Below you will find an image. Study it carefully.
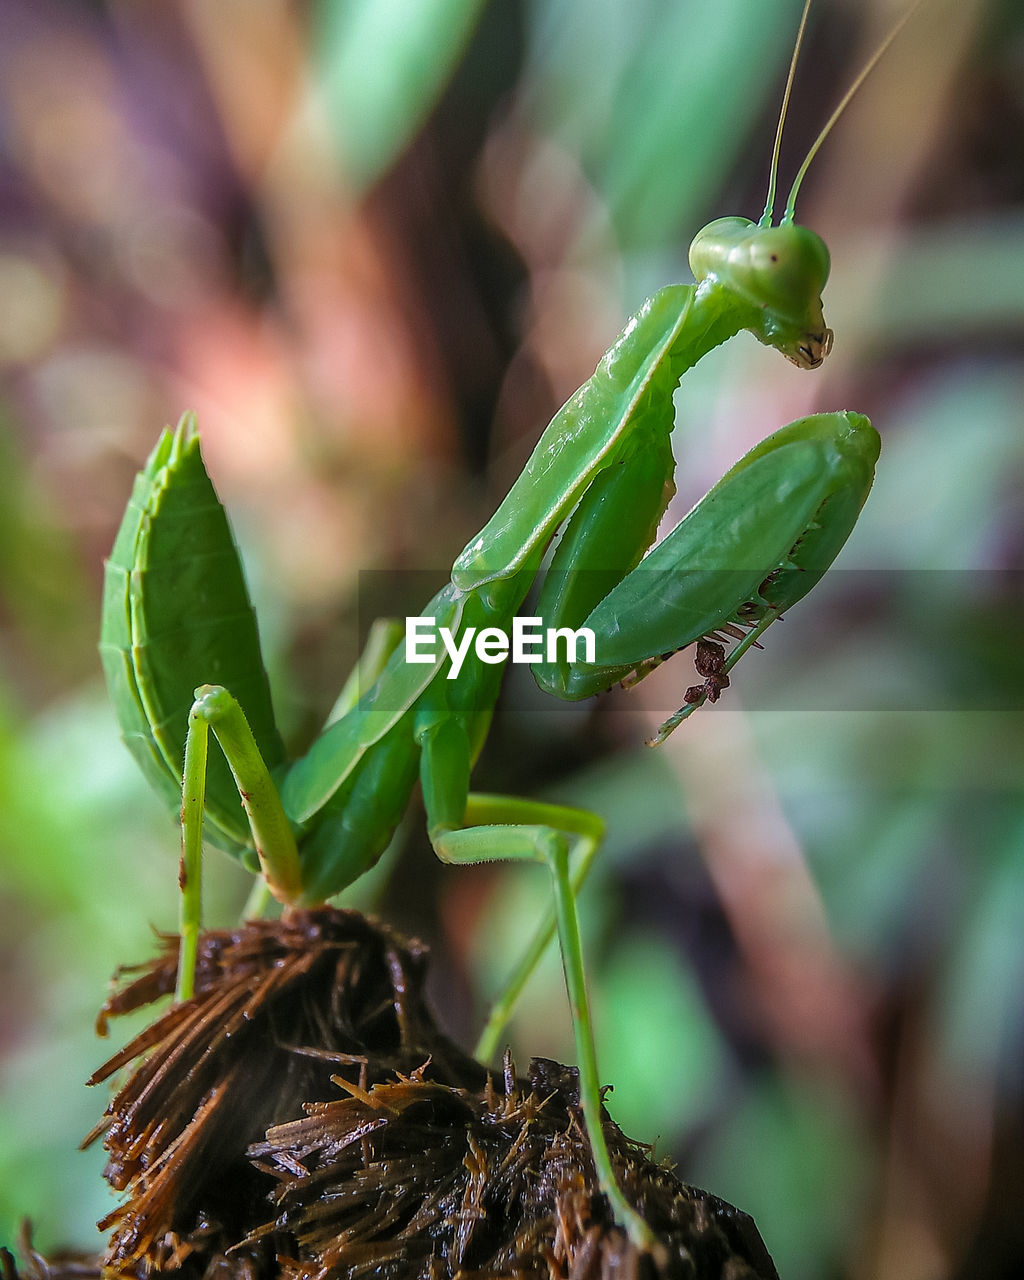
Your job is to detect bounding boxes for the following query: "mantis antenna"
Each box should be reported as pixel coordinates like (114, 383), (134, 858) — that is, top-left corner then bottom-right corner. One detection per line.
(760, 0), (814, 228)
(782, 0), (926, 224)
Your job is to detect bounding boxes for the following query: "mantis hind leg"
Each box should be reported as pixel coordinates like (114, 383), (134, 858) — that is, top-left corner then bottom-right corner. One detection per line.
(176, 685), (302, 1002)
(431, 793), (655, 1253)
(176, 621), (406, 1000)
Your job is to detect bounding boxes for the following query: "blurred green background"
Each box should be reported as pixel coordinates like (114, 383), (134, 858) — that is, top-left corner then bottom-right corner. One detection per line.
(1, 1), (1022, 1277)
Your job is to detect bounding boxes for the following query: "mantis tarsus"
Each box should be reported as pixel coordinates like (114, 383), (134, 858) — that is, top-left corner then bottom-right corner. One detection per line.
(100, 1), (903, 1252)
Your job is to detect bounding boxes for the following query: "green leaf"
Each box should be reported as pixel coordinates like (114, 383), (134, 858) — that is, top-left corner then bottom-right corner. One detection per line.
(315, 0), (487, 192)
(524, 0), (805, 245)
(596, 936), (727, 1145)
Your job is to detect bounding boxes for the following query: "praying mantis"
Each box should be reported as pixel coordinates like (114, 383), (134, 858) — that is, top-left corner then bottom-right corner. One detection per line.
(99, 0), (906, 1253)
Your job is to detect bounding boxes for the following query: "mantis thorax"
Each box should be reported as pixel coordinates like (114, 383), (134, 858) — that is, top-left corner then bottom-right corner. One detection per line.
(688, 216), (833, 370)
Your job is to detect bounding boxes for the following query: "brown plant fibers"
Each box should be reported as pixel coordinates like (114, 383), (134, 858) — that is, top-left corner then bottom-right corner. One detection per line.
(59, 909), (780, 1280)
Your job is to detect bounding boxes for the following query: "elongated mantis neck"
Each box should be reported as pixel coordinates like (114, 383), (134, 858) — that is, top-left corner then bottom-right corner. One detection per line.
(451, 282), (760, 592)
(670, 279), (762, 377)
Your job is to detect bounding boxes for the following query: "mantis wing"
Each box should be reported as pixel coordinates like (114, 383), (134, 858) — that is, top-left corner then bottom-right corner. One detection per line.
(100, 416), (284, 862)
(280, 583), (465, 825)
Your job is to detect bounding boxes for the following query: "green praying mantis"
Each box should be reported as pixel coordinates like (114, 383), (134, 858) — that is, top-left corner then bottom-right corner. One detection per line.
(98, 0), (910, 1253)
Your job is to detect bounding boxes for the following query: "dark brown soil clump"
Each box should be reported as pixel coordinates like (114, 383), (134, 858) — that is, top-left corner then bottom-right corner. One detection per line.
(45, 909), (778, 1280)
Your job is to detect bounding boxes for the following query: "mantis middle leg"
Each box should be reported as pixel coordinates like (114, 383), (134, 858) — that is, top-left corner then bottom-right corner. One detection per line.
(416, 714), (652, 1250)
(431, 796), (651, 1252)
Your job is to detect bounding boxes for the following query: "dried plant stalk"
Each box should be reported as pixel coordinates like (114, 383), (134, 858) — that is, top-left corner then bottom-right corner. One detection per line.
(61, 910), (779, 1280)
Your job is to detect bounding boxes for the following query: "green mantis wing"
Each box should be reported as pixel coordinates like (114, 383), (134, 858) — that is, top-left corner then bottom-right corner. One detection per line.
(99, 415), (284, 863)
(279, 583), (465, 826)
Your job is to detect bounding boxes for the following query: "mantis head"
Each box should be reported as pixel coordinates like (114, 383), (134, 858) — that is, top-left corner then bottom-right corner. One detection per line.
(689, 216), (833, 369)
(688, 0), (920, 371)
